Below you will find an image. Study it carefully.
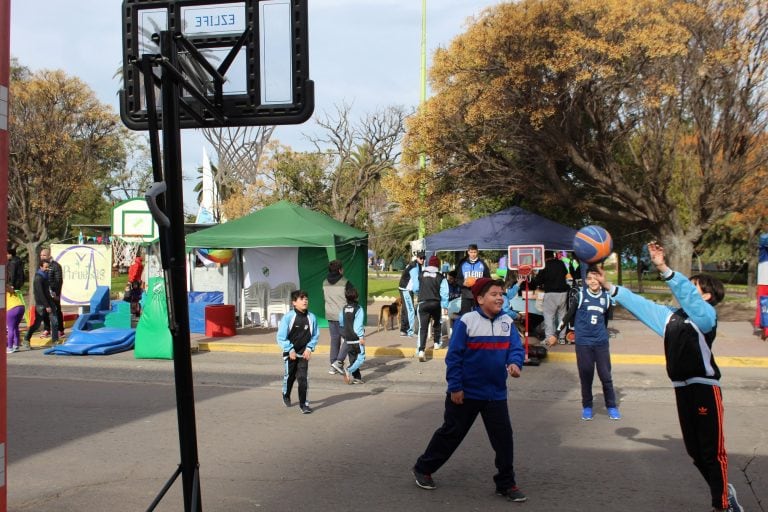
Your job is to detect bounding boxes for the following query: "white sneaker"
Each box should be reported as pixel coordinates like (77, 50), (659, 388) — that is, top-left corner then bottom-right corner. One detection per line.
(434, 342), (443, 350)
(330, 361), (345, 375)
(418, 350), (426, 362)
(727, 483), (744, 512)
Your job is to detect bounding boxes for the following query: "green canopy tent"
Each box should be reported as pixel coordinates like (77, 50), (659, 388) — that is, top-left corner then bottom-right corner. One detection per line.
(185, 201), (368, 327)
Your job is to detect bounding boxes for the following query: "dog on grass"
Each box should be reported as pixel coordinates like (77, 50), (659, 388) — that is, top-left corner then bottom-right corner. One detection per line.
(378, 296), (402, 331)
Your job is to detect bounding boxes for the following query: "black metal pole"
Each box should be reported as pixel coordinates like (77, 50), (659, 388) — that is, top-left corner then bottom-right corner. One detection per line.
(159, 30), (203, 512)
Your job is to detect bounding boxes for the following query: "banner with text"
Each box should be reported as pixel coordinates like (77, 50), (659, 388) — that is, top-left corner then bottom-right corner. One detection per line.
(52, 244), (112, 306)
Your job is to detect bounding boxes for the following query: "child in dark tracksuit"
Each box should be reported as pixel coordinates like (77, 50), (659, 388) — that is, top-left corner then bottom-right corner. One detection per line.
(595, 243), (742, 512)
(277, 290), (319, 414)
(413, 278), (527, 503)
(339, 286), (365, 385)
(561, 266), (619, 421)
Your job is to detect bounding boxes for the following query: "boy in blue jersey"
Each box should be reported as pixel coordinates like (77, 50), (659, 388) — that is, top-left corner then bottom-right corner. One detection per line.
(339, 286), (366, 384)
(277, 290), (320, 414)
(560, 266), (620, 421)
(595, 243), (743, 512)
(456, 244), (491, 315)
(412, 278), (527, 503)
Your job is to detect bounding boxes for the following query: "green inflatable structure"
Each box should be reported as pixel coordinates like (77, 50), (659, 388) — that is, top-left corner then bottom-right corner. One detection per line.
(134, 277), (173, 359)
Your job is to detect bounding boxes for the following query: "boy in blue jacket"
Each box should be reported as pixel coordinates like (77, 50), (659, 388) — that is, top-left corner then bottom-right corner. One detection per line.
(339, 286), (366, 384)
(595, 243), (742, 512)
(277, 290), (320, 414)
(412, 278), (527, 503)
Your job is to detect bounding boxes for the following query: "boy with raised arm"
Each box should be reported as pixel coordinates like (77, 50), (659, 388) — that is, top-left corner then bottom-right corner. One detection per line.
(594, 243), (742, 512)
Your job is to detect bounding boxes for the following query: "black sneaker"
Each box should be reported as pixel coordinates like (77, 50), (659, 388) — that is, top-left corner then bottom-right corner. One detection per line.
(300, 404), (313, 414)
(282, 394), (291, 407)
(496, 486), (527, 502)
(412, 468), (436, 490)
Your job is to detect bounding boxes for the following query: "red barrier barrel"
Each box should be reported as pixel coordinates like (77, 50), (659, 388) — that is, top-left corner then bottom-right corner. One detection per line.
(205, 304), (236, 337)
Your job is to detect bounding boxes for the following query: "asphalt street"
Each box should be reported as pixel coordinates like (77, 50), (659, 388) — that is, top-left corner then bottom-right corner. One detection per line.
(6, 350), (768, 511)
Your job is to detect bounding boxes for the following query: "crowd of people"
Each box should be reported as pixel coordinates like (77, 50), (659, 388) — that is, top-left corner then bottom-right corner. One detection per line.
(275, 242), (743, 511)
(4, 240), (743, 510)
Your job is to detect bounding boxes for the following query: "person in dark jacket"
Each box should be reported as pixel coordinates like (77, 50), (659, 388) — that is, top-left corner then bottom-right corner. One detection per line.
(6, 246), (26, 291)
(23, 260), (59, 347)
(595, 243), (742, 512)
(455, 244), (491, 315)
(416, 256), (449, 360)
(412, 278), (527, 503)
(40, 247), (65, 338)
(529, 250), (570, 346)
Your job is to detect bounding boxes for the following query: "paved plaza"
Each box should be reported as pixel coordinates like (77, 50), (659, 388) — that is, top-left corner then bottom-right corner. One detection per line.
(6, 309), (768, 511)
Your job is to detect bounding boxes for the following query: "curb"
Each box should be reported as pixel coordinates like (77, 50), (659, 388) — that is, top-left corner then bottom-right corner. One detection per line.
(197, 343), (768, 368)
(28, 337), (768, 369)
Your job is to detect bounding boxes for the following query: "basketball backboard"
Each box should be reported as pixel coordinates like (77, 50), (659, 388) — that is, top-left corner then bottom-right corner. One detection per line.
(120, 0), (314, 130)
(112, 198), (160, 243)
(507, 245), (545, 271)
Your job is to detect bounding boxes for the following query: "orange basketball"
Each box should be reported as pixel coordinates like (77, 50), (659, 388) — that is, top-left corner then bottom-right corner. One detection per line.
(573, 225), (613, 264)
(465, 277), (477, 287)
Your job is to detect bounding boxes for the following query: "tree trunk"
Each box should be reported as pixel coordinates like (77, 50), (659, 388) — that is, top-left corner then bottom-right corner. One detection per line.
(635, 248), (646, 293)
(657, 230), (695, 277)
(25, 243), (40, 307)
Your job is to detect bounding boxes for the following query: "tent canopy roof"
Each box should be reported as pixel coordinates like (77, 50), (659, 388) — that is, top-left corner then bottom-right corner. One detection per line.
(186, 201), (368, 249)
(424, 206), (577, 252)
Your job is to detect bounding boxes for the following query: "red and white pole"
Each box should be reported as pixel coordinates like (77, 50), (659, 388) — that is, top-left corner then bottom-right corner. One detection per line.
(0, 0), (10, 510)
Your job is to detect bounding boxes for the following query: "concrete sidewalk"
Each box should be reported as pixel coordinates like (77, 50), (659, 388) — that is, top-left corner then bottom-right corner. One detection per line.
(185, 317), (768, 367)
(33, 301), (768, 368)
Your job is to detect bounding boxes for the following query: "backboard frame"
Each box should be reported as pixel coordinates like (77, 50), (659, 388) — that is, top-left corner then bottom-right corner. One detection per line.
(507, 245), (545, 271)
(120, 0), (314, 130)
(112, 198), (160, 243)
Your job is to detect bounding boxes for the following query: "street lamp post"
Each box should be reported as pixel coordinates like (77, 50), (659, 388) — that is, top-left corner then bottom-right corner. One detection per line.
(418, 0), (427, 239)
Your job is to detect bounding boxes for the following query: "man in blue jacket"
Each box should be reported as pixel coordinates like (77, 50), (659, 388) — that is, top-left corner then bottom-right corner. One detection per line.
(412, 278), (527, 503)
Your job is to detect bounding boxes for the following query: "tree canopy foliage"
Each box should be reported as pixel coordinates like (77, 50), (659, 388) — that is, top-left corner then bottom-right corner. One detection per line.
(403, 0), (768, 272)
(8, 66), (130, 283)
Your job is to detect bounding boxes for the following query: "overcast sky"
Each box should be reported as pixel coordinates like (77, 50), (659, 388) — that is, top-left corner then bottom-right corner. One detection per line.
(11, 0), (501, 212)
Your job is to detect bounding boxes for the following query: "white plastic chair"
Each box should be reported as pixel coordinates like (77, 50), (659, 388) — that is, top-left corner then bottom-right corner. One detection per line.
(241, 282), (268, 327)
(266, 282), (295, 324)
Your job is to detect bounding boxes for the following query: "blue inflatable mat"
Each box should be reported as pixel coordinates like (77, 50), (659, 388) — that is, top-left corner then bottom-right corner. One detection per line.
(45, 328), (136, 356)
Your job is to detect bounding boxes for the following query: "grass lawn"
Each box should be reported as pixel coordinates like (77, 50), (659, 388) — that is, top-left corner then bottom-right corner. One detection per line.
(367, 273), (400, 298)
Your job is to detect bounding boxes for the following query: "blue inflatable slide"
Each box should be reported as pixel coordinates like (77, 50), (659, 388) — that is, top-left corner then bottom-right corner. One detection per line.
(45, 286), (136, 356)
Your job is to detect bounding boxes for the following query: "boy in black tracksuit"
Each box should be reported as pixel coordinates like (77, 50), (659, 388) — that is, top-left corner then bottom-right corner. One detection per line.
(416, 256), (449, 361)
(595, 243), (743, 512)
(277, 290), (320, 414)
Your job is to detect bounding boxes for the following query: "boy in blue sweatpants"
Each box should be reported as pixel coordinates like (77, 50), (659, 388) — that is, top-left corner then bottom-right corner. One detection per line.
(560, 266), (619, 421)
(339, 286), (366, 384)
(277, 290), (319, 414)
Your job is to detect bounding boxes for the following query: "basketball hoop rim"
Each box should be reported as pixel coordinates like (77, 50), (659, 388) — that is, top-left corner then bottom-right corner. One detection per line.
(518, 264), (533, 277)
